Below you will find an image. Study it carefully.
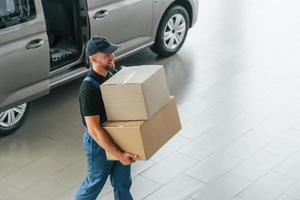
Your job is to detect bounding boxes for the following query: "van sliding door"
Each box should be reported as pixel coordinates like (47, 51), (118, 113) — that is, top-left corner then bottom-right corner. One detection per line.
(87, 0), (153, 57)
(0, 0), (50, 111)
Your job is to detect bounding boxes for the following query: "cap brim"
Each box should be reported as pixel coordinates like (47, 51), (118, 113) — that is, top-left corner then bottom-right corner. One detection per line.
(102, 44), (121, 54)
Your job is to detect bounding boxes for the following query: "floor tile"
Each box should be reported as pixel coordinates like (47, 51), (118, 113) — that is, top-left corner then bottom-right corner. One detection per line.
(179, 132), (234, 160)
(1, 135), (65, 167)
(51, 188), (76, 200)
(6, 179), (67, 200)
(150, 134), (191, 162)
(0, 156), (23, 179)
(239, 172), (295, 200)
(264, 129), (300, 157)
(100, 175), (161, 200)
(253, 111), (300, 138)
(49, 159), (86, 189)
(131, 160), (156, 177)
(275, 195), (296, 200)
(177, 95), (214, 122)
(141, 152), (198, 185)
(0, 181), (19, 200)
(222, 129), (273, 159)
(131, 176), (161, 199)
(144, 175), (205, 200)
(213, 111), (264, 138)
(192, 173), (251, 200)
(1, 157), (66, 190)
(44, 121), (85, 145)
(231, 197), (245, 200)
(293, 122), (300, 131)
(285, 182), (300, 200)
(274, 151), (300, 180)
(0, 138), (20, 158)
(230, 150), (283, 182)
(186, 152), (241, 183)
(49, 138), (84, 165)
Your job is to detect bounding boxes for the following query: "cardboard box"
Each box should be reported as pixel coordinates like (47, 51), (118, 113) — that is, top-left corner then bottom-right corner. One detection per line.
(103, 96), (181, 160)
(100, 65), (170, 121)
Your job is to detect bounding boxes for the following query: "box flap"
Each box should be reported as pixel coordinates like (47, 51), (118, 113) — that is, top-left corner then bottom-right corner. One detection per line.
(101, 65), (163, 85)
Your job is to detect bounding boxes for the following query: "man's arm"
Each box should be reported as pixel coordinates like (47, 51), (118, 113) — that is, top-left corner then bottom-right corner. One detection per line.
(85, 115), (137, 165)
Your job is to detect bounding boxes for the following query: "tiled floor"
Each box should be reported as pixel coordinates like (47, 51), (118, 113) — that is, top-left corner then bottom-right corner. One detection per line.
(1, 0), (300, 199)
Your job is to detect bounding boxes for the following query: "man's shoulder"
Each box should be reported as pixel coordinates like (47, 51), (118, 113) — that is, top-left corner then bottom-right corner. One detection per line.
(80, 75), (101, 88)
(80, 80), (92, 91)
(79, 82), (100, 96)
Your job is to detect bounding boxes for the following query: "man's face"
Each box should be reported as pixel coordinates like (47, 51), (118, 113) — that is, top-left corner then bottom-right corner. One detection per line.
(90, 52), (115, 70)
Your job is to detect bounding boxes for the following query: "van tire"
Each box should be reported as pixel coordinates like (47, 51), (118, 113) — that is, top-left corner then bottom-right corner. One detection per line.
(0, 103), (30, 136)
(151, 5), (190, 57)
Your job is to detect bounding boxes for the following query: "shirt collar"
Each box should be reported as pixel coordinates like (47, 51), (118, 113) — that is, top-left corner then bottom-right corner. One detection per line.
(89, 69), (109, 83)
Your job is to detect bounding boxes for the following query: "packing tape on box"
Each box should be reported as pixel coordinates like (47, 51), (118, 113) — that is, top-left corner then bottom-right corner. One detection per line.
(121, 72), (136, 85)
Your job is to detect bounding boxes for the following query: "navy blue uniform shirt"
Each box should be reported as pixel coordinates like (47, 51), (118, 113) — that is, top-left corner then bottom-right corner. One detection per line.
(79, 69), (116, 127)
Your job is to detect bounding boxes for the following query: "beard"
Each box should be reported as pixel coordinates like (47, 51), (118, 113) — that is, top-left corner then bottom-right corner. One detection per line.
(105, 61), (115, 70)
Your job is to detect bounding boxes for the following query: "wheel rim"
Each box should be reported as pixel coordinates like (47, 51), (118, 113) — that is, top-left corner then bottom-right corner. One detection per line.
(163, 13), (186, 50)
(0, 103), (27, 128)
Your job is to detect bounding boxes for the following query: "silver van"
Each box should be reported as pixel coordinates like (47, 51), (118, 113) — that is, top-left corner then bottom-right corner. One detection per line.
(0, 0), (198, 135)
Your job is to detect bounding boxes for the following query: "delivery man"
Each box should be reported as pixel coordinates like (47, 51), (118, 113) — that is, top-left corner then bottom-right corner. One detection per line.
(74, 36), (137, 200)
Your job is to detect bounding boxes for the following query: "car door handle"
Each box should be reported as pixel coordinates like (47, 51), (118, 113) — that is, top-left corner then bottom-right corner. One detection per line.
(25, 39), (45, 49)
(93, 10), (109, 20)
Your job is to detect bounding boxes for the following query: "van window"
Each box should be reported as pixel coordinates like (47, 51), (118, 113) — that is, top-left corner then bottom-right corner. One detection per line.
(0, 0), (36, 29)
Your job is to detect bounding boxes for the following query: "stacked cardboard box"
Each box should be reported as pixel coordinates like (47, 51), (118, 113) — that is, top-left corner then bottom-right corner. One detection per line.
(101, 65), (181, 160)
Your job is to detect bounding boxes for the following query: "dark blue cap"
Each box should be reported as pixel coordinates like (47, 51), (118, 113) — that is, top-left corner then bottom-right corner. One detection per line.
(86, 36), (121, 56)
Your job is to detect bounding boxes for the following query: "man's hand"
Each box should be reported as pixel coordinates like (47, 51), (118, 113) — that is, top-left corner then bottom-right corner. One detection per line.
(118, 152), (138, 165)
(85, 116), (138, 165)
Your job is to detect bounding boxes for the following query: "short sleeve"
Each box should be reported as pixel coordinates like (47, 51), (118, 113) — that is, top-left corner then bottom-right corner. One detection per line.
(80, 89), (102, 116)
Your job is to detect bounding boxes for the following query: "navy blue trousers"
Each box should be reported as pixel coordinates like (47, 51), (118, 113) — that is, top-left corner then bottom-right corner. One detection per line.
(74, 131), (133, 200)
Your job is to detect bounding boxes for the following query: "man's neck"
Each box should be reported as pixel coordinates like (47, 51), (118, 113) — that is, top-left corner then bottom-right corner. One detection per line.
(92, 65), (108, 77)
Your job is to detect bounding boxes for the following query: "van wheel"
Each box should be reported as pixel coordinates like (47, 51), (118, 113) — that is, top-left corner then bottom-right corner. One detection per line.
(151, 5), (190, 57)
(0, 103), (30, 136)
